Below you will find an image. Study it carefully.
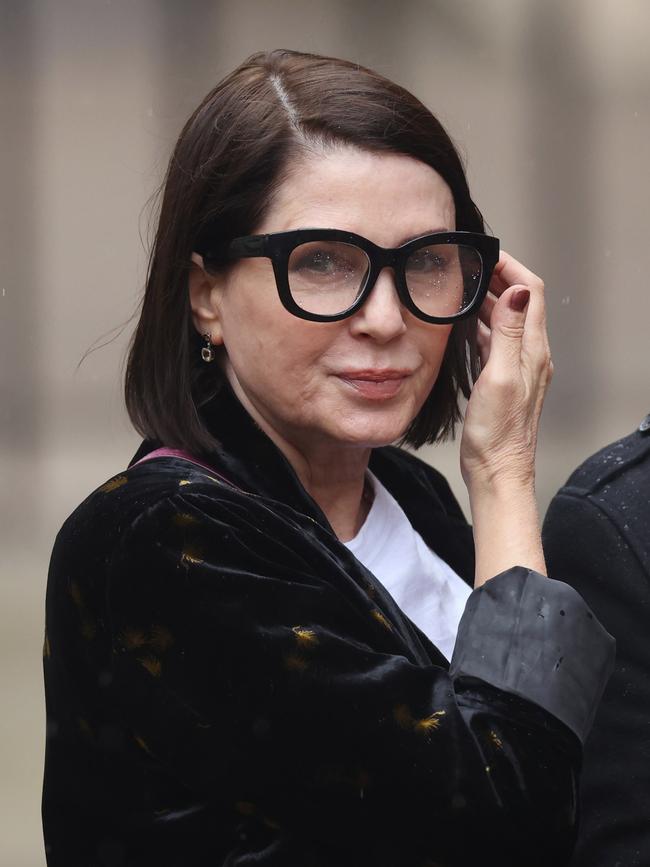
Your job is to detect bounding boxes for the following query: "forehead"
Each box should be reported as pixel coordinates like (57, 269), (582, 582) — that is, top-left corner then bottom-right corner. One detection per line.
(255, 147), (456, 246)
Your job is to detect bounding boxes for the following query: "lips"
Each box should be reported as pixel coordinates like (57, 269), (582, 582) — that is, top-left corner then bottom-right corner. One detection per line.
(336, 369), (411, 399)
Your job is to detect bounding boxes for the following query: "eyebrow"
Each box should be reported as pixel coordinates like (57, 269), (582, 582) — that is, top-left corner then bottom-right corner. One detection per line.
(293, 226), (454, 246)
(395, 227), (452, 246)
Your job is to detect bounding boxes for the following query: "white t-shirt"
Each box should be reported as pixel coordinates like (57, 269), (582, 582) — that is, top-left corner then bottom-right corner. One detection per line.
(343, 471), (472, 661)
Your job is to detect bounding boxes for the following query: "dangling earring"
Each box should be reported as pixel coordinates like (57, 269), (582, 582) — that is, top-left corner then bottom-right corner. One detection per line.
(201, 332), (215, 363)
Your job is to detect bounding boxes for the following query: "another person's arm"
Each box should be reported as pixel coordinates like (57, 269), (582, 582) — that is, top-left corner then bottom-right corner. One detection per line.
(543, 479), (650, 867)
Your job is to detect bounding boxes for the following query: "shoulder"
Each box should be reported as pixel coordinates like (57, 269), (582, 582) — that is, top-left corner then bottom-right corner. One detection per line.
(543, 416), (650, 565)
(51, 457), (250, 558)
(559, 415), (650, 497)
(51, 453), (341, 579)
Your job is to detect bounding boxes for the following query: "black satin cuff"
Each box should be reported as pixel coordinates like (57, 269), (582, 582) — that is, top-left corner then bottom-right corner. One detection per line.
(449, 566), (616, 743)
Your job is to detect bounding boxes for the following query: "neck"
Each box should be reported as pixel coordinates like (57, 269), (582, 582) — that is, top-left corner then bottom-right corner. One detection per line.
(310, 470), (374, 542)
(227, 377), (374, 541)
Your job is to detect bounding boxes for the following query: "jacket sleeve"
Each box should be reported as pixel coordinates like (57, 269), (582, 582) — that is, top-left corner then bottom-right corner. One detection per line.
(106, 489), (614, 867)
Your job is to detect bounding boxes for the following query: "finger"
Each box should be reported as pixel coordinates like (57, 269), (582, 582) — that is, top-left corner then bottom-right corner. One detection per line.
(482, 284), (530, 372)
(487, 252), (526, 301)
(496, 251), (548, 356)
(487, 270), (510, 299)
(494, 250), (543, 289)
(497, 250), (545, 317)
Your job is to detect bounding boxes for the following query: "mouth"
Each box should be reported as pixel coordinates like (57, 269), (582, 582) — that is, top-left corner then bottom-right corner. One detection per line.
(336, 369), (412, 400)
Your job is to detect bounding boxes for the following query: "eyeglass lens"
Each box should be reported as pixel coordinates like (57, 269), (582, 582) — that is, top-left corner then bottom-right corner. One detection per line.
(287, 240), (483, 317)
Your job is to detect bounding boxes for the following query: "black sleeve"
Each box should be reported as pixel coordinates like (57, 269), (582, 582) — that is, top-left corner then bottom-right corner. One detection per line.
(105, 490), (613, 867)
(543, 491), (649, 867)
(450, 566), (615, 743)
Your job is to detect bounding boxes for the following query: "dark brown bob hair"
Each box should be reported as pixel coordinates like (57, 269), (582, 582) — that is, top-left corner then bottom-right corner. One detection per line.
(125, 49), (485, 455)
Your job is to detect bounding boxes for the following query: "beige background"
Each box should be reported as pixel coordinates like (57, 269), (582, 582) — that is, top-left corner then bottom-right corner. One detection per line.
(1, 1), (649, 863)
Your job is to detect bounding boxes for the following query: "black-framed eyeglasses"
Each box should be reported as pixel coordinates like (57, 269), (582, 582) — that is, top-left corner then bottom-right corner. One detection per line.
(199, 228), (499, 324)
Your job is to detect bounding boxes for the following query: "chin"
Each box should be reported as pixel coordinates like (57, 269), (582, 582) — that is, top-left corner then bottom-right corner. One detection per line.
(331, 414), (412, 449)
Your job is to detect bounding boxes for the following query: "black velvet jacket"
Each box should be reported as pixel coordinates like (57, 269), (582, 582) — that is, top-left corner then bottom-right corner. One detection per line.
(42, 385), (615, 867)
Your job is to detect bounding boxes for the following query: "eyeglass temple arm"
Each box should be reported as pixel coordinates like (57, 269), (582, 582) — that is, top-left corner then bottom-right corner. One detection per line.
(228, 235), (269, 258)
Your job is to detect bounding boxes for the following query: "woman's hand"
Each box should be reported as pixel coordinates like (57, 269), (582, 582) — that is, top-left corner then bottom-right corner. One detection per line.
(460, 252), (553, 586)
(461, 251), (553, 493)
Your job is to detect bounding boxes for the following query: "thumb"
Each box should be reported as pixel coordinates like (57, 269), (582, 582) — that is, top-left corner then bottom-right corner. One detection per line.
(485, 287), (530, 368)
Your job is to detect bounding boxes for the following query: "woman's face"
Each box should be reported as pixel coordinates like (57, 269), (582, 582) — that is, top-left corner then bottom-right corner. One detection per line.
(192, 147), (456, 457)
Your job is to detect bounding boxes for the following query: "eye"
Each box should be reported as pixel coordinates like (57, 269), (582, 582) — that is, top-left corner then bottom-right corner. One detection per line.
(289, 242), (366, 283)
(407, 249), (449, 273)
(294, 249), (341, 274)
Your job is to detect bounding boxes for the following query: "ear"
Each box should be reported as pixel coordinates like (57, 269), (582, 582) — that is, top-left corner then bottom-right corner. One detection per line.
(188, 252), (225, 345)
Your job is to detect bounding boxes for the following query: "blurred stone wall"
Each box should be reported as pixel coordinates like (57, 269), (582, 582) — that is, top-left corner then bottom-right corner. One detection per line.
(2, 1), (649, 863)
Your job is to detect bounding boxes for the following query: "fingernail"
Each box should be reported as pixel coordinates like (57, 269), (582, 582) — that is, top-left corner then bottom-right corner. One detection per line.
(510, 288), (530, 312)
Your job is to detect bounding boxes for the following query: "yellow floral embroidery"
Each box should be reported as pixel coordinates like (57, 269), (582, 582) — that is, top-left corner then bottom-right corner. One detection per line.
(393, 704), (445, 736)
(138, 655), (162, 677)
(99, 476), (128, 493)
(178, 479), (191, 487)
(414, 710), (446, 735)
(68, 580), (83, 606)
(68, 579), (96, 640)
(134, 733), (153, 755)
(489, 730), (503, 749)
(172, 512), (197, 527)
(292, 626), (318, 647)
(370, 609), (393, 631)
(181, 544), (204, 565)
(120, 624), (174, 654)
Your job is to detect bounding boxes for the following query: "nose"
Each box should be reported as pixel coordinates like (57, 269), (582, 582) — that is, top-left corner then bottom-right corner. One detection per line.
(348, 268), (407, 342)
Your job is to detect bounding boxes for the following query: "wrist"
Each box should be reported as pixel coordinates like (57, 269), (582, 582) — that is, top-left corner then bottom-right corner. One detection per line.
(468, 484), (546, 588)
(461, 443), (537, 495)
(466, 471), (537, 505)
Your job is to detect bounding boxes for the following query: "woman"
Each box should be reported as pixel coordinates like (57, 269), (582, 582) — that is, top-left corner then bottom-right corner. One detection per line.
(42, 50), (614, 867)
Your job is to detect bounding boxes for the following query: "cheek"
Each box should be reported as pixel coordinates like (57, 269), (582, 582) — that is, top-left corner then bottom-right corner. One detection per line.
(417, 324), (454, 378)
(218, 267), (278, 354)
(218, 272), (334, 378)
